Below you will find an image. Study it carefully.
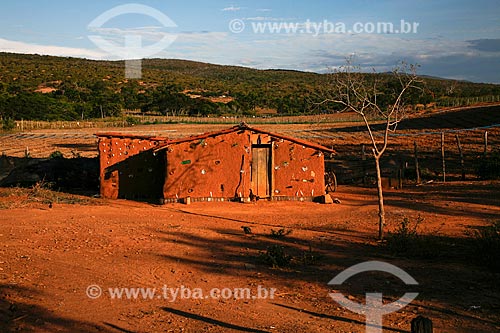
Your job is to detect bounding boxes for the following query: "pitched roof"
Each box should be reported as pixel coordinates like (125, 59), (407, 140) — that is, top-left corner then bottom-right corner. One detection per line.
(153, 123), (336, 154)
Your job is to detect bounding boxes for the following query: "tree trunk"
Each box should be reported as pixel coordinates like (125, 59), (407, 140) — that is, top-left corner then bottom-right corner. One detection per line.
(374, 155), (385, 240)
(441, 132), (446, 182)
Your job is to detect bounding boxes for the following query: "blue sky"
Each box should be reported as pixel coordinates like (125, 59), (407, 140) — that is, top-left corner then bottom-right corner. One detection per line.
(1, 0), (500, 82)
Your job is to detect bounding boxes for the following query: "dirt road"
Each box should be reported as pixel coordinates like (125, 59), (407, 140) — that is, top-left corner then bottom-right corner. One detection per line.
(1, 182), (499, 332)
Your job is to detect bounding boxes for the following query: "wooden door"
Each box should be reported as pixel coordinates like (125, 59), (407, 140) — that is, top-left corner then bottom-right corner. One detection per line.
(251, 146), (271, 197)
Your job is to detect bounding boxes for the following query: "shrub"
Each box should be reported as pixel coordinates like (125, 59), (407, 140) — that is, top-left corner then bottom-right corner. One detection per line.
(387, 216), (421, 251)
(300, 244), (323, 266)
(476, 151), (500, 179)
(125, 116), (140, 126)
(49, 151), (64, 159)
(1, 117), (16, 131)
(386, 215), (441, 259)
(469, 221), (500, 272)
(259, 245), (291, 268)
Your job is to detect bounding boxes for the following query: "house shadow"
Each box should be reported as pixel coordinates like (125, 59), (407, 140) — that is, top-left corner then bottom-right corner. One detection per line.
(104, 150), (165, 203)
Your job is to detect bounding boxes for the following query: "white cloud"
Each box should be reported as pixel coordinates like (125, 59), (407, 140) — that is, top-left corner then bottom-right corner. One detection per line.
(88, 26), (174, 43)
(256, 8), (272, 12)
(243, 17), (294, 22)
(0, 38), (106, 59)
(221, 6), (241, 12)
(158, 30), (490, 81)
(1, 30), (497, 82)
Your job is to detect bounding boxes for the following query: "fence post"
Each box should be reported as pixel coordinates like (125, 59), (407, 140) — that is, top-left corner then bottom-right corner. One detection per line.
(398, 163), (403, 189)
(455, 134), (465, 181)
(414, 141), (421, 184)
(484, 131), (488, 157)
(411, 316), (433, 333)
(441, 132), (446, 183)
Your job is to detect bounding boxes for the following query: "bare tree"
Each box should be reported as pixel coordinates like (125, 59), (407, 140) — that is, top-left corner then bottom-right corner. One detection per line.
(319, 59), (420, 240)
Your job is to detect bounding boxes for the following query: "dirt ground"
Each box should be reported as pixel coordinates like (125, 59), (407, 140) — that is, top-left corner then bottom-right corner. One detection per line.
(1, 182), (499, 333)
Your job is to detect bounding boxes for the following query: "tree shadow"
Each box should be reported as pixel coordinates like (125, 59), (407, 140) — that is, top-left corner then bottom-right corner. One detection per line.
(160, 206), (376, 242)
(162, 307), (270, 333)
(0, 284), (114, 333)
(272, 303), (410, 333)
(103, 322), (138, 333)
(149, 205), (500, 331)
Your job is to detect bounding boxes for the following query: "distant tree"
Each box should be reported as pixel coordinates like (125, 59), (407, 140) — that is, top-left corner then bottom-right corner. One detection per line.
(319, 58), (421, 240)
(1, 117), (16, 131)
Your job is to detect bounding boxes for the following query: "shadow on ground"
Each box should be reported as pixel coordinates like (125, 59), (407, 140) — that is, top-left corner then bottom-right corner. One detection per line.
(0, 155), (99, 195)
(0, 284), (121, 333)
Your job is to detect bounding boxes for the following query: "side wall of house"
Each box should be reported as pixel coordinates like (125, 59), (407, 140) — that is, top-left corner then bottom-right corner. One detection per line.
(163, 131), (252, 199)
(163, 130), (326, 200)
(272, 141), (325, 197)
(98, 137), (164, 199)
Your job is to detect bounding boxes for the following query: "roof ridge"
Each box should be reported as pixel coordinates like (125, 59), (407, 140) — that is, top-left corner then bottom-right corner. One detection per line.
(151, 125), (335, 154)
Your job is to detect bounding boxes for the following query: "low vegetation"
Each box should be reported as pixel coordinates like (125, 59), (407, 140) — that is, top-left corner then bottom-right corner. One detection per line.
(259, 244), (292, 268)
(385, 215), (443, 259)
(1, 52), (500, 122)
(0, 181), (98, 209)
(476, 151), (500, 179)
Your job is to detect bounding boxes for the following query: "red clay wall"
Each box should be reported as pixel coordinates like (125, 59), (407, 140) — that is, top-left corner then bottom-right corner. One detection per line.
(272, 140), (325, 197)
(163, 132), (251, 199)
(98, 130), (327, 201)
(163, 130), (326, 200)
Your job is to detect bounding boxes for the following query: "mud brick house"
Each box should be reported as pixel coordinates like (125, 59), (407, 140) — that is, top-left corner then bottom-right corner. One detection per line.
(96, 123), (335, 203)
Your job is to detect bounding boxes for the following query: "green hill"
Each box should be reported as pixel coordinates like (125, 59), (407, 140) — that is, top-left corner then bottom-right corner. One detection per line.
(1, 52), (499, 121)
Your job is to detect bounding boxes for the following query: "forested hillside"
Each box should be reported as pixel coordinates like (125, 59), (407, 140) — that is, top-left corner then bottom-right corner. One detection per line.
(1, 52), (500, 121)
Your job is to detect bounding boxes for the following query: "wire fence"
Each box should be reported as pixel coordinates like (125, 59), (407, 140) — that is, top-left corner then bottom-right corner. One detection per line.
(327, 128), (499, 185)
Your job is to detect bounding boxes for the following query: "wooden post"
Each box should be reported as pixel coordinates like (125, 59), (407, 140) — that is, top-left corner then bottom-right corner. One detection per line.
(397, 152), (404, 190)
(362, 144), (367, 185)
(441, 132), (446, 182)
(411, 316), (433, 333)
(398, 166), (403, 189)
(414, 141), (421, 184)
(484, 131), (488, 157)
(455, 134), (465, 181)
